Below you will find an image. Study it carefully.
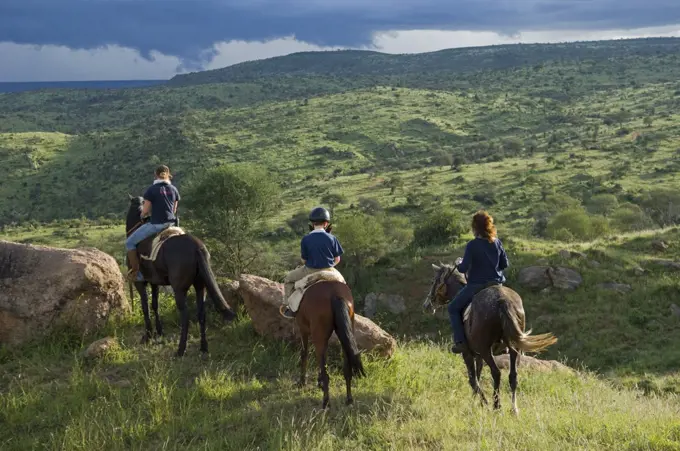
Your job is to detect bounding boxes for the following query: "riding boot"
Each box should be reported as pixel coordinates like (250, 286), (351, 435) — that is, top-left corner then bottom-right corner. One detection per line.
(279, 305), (296, 319)
(126, 249), (140, 282)
(451, 341), (470, 354)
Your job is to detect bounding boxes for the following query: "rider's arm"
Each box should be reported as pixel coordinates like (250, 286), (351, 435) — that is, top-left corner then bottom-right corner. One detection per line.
(498, 240), (509, 270)
(457, 242), (472, 274)
(333, 256), (341, 265)
(173, 200), (178, 214)
(141, 200), (152, 218)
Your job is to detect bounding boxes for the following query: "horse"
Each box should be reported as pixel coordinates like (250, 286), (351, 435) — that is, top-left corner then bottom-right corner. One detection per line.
(294, 280), (366, 409)
(423, 262), (557, 414)
(125, 195), (237, 357)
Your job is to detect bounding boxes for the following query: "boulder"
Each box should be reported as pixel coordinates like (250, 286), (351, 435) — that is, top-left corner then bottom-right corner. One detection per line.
(83, 336), (119, 359)
(649, 259), (680, 270)
(671, 304), (680, 319)
(559, 250), (587, 260)
(493, 354), (572, 373)
(219, 280), (242, 309)
(238, 274), (396, 358)
(597, 283), (632, 293)
(652, 240), (669, 252)
(0, 240), (130, 346)
(363, 292), (406, 318)
(518, 266), (582, 291)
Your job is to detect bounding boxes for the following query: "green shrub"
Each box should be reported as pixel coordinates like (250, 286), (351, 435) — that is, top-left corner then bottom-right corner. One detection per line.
(610, 203), (656, 232)
(413, 209), (466, 246)
(586, 194), (619, 216)
(546, 209), (610, 241)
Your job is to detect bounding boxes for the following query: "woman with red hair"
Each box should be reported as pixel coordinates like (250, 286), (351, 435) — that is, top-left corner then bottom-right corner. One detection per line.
(449, 210), (509, 354)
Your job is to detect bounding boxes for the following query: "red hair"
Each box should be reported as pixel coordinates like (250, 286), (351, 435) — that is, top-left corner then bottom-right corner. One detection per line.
(472, 210), (497, 243)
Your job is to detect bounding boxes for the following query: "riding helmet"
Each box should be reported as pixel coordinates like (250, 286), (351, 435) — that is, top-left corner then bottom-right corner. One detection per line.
(309, 207), (331, 223)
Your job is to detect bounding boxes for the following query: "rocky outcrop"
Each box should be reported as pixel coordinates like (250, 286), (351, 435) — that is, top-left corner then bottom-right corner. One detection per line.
(363, 292), (406, 317)
(238, 274), (397, 358)
(518, 266), (583, 291)
(0, 240), (130, 346)
(493, 354), (573, 373)
(83, 336), (119, 359)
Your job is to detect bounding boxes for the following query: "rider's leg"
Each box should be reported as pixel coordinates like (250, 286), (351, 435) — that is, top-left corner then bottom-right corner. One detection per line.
(125, 223), (163, 281)
(448, 284), (484, 353)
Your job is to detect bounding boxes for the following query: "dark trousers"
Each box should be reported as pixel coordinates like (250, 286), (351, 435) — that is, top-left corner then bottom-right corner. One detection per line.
(448, 283), (486, 344)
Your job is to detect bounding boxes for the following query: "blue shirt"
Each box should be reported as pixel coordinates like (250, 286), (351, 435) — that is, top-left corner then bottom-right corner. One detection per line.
(458, 237), (509, 284)
(301, 229), (344, 269)
(143, 181), (180, 224)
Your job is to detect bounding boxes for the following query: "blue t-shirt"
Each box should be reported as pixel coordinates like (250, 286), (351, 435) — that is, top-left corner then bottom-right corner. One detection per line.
(143, 181), (180, 224)
(301, 229), (344, 269)
(457, 237), (509, 284)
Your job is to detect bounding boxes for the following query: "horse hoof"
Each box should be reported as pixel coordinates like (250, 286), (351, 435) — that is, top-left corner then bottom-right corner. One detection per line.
(511, 407), (519, 416)
(200, 352), (210, 361)
(322, 400), (329, 410)
(297, 380), (307, 388)
(175, 351), (185, 359)
(346, 398), (354, 406)
(140, 335), (150, 345)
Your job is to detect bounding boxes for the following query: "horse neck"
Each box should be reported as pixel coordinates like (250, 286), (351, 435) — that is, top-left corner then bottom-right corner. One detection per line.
(446, 277), (465, 299)
(126, 209), (142, 232)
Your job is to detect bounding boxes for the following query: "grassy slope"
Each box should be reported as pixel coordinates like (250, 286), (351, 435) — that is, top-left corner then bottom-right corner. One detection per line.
(1, 309), (679, 450)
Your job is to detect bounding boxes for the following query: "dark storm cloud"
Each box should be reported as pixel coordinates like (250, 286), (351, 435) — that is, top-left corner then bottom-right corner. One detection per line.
(2, 0), (680, 65)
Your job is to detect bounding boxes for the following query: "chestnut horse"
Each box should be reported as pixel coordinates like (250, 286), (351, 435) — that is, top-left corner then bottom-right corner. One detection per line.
(295, 281), (366, 408)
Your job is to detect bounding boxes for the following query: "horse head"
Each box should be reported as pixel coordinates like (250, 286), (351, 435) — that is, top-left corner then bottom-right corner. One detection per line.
(422, 260), (467, 313)
(126, 194), (144, 232)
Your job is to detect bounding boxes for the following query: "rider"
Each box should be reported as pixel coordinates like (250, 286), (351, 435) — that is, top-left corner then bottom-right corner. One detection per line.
(280, 206), (344, 319)
(125, 165), (181, 282)
(449, 210), (509, 354)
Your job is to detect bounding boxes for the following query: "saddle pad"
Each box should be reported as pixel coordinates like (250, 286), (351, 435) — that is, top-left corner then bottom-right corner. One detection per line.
(141, 227), (185, 261)
(287, 268), (346, 306)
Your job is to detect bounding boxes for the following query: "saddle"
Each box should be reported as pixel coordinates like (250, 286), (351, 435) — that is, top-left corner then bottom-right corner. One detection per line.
(140, 227), (185, 261)
(286, 268), (347, 306)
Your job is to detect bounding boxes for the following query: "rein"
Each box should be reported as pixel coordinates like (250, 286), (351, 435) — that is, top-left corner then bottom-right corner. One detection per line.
(126, 221), (143, 237)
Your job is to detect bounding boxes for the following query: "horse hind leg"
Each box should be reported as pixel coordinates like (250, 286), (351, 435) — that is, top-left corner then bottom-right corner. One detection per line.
(172, 287), (190, 358)
(475, 356), (484, 383)
(343, 352), (354, 406)
(194, 281), (209, 359)
(481, 350), (502, 410)
(151, 284), (163, 339)
(463, 352), (487, 405)
(312, 329), (331, 409)
(136, 282), (152, 344)
(509, 348), (519, 416)
(298, 330), (310, 387)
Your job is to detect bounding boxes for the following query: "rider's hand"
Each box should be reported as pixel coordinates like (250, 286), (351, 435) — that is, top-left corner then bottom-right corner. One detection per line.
(455, 257), (463, 266)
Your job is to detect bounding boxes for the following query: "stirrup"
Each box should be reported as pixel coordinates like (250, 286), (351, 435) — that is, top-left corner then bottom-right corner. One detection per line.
(279, 305), (296, 319)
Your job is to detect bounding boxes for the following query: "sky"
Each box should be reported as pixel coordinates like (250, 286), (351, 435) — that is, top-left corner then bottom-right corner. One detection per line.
(1, 0), (680, 81)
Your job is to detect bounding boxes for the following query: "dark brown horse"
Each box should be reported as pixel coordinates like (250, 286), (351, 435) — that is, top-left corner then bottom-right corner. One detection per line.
(126, 195), (237, 357)
(423, 263), (557, 414)
(295, 281), (366, 409)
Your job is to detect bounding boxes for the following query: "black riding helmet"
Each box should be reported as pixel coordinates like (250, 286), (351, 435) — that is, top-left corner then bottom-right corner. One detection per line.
(309, 207), (331, 223)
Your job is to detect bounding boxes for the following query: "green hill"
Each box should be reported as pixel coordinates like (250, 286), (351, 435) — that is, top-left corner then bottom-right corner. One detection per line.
(1, 38), (680, 449)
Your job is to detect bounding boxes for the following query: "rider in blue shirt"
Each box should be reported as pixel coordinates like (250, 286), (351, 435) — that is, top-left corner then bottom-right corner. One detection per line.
(449, 210), (509, 354)
(281, 207), (343, 318)
(125, 165), (180, 281)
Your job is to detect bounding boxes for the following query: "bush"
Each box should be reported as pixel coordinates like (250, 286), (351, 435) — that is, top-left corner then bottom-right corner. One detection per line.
(610, 204), (656, 232)
(413, 209), (466, 246)
(358, 197), (383, 215)
(546, 209), (610, 241)
(586, 194), (619, 216)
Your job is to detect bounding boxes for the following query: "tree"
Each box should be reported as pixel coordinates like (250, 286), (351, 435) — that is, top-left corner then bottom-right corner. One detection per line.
(183, 164), (281, 277)
(320, 193), (347, 216)
(384, 175), (404, 194)
(333, 213), (389, 288)
(643, 116), (654, 127)
(413, 209), (466, 246)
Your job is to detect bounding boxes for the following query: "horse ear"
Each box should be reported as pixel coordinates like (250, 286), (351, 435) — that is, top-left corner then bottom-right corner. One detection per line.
(432, 264), (441, 271)
(128, 193), (134, 200)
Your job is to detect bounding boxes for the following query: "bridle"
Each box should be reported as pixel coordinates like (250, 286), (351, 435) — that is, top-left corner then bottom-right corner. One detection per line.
(126, 221), (143, 237)
(423, 264), (467, 312)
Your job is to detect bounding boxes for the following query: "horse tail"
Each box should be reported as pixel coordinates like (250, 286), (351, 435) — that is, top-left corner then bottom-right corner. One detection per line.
(331, 296), (366, 378)
(500, 299), (557, 353)
(196, 245), (237, 322)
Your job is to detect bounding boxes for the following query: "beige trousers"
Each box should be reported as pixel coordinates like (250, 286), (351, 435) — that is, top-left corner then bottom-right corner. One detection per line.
(283, 266), (328, 311)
